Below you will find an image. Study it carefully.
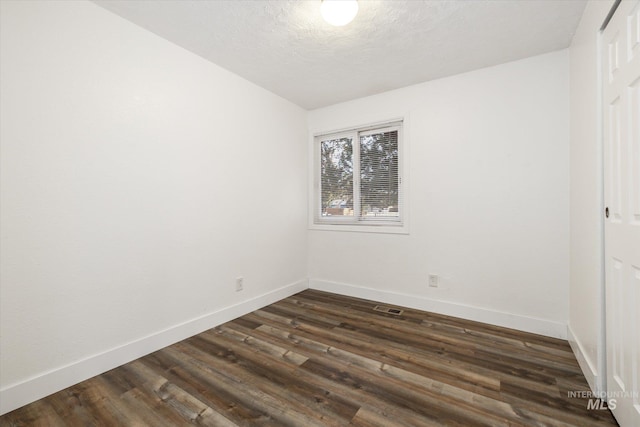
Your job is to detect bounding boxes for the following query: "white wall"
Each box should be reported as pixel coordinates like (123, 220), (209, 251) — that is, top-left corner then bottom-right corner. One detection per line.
(0, 0), (308, 414)
(308, 50), (570, 338)
(568, 0), (615, 394)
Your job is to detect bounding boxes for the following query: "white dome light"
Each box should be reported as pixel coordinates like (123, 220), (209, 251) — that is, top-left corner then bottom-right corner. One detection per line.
(321, 0), (359, 27)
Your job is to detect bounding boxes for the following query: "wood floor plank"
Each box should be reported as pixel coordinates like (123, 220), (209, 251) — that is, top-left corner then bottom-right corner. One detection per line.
(273, 297), (577, 382)
(248, 312), (588, 426)
(166, 342), (337, 427)
(0, 290), (618, 426)
(276, 295), (587, 398)
(249, 308), (568, 400)
(246, 318), (527, 426)
(348, 407), (443, 427)
(182, 335), (353, 426)
(103, 366), (195, 426)
(283, 294), (581, 373)
(236, 315), (503, 401)
(41, 391), (98, 427)
(300, 290), (572, 352)
(141, 352), (271, 424)
(217, 323), (449, 427)
(0, 398), (67, 427)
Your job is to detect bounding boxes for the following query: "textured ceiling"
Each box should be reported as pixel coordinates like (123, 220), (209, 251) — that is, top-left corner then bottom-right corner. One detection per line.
(93, 0), (586, 110)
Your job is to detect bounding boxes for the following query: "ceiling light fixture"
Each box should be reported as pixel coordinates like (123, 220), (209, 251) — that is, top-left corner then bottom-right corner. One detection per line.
(321, 0), (359, 27)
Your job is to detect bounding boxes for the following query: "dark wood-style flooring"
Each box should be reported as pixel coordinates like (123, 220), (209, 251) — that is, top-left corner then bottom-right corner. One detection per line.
(1, 290), (618, 426)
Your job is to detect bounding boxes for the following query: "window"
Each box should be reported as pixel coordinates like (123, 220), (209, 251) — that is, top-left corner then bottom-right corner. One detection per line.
(314, 121), (403, 228)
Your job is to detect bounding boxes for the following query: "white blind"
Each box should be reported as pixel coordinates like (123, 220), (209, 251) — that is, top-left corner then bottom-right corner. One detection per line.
(359, 128), (399, 220)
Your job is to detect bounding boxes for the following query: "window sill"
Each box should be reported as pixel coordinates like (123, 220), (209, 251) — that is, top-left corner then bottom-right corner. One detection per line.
(309, 222), (409, 235)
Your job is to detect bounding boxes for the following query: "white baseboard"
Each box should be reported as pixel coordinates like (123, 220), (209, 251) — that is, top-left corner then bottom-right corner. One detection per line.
(567, 324), (599, 394)
(309, 279), (568, 339)
(0, 279), (308, 416)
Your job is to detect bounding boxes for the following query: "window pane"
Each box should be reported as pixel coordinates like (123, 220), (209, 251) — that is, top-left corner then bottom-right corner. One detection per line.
(360, 130), (399, 219)
(320, 137), (354, 217)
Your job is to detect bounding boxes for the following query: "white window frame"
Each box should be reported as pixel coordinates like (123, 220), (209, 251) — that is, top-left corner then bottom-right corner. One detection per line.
(309, 118), (409, 234)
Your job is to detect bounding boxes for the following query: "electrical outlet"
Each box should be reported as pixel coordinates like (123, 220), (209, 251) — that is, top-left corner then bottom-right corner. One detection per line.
(235, 277), (244, 292)
(428, 274), (439, 288)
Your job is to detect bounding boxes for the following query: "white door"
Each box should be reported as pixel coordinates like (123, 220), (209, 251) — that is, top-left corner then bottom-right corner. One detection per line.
(603, 1), (640, 426)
